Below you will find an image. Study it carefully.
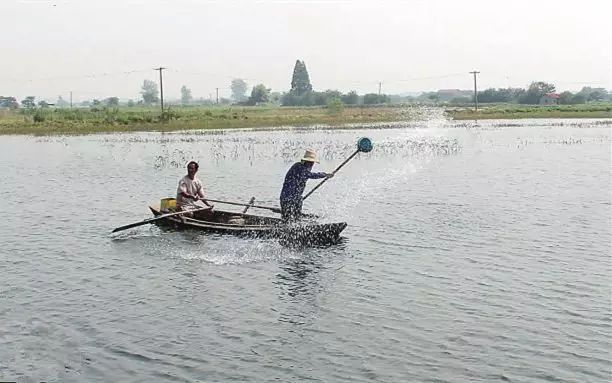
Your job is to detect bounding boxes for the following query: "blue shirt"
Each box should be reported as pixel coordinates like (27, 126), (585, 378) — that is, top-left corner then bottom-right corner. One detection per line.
(280, 162), (327, 201)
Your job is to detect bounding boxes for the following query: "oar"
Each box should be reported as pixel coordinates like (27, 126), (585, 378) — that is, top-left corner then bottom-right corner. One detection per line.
(204, 198), (282, 213)
(204, 198), (319, 218)
(302, 137), (373, 201)
(111, 206), (212, 233)
(242, 197), (256, 213)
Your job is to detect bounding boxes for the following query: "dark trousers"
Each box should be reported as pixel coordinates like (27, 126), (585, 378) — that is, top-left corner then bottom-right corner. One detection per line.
(280, 199), (302, 222)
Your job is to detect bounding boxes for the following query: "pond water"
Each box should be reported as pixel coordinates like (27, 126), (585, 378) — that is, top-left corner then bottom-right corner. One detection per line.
(1, 118), (610, 382)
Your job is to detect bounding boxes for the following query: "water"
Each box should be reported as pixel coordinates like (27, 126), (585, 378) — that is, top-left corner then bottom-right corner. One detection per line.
(1, 119), (610, 382)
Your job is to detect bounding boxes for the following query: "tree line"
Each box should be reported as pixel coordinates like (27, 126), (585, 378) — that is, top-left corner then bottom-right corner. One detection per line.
(232, 60), (391, 107)
(416, 83), (610, 105)
(1, 60), (610, 109)
(0, 60), (391, 109)
(473, 83), (608, 105)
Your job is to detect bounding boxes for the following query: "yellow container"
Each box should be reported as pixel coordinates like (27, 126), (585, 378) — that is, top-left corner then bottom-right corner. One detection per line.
(160, 198), (177, 211)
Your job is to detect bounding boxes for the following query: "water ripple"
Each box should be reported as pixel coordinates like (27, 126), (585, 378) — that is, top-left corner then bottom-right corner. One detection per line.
(1, 121), (610, 382)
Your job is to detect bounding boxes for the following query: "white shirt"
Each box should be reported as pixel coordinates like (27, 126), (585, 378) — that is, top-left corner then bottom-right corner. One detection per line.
(176, 175), (205, 208)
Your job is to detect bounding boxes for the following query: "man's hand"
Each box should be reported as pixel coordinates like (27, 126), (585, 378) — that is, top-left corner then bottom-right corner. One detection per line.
(326, 173), (334, 178)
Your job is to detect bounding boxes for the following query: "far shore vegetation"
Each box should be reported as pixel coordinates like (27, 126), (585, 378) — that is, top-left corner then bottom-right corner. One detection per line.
(448, 103), (612, 120)
(0, 103), (610, 135)
(1, 60), (611, 135)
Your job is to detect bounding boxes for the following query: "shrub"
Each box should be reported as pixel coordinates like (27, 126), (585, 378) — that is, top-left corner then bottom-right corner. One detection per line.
(327, 97), (344, 115)
(33, 111), (46, 123)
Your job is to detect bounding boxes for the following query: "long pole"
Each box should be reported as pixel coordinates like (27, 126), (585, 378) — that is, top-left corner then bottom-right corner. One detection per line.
(302, 149), (360, 201)
(155, 67), (166, 115)
(378, 81), (382, 96)
(216, 88), (219, 104)
(469, 70), (480, 111)
(111, 206), (211, 233)
(201, 198), (318, 218)
(70, 91), (73, 108)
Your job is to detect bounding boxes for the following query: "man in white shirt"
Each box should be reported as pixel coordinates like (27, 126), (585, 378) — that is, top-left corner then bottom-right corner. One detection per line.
(176, 161), (214, 216)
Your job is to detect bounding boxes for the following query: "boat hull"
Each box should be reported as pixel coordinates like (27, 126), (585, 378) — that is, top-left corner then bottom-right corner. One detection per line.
(149, 206), (347, 246)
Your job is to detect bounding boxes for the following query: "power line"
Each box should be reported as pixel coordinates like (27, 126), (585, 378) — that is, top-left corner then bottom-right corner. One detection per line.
(343, 72), (467, 86)
(393, 72), (467, 82)
(0, 68), (152, 83)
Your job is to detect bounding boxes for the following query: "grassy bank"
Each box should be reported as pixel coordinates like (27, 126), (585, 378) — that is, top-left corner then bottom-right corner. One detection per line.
(449, 103), (612, 120)
(1, 103), (611, 135)
(0, 105), (412, 135)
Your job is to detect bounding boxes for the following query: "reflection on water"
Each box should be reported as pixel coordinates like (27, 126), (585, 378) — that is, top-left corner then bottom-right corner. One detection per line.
(278, 260), (318, 297)
(1, 119), (610, 382)
(275, 259), (327, 326)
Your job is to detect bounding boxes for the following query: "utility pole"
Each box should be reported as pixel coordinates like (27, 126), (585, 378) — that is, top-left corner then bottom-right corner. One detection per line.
(216, 87), (219, 104)
(469, 70), (480, 111)
(155, 67), (166, 115)
(378, 82), (382, 96)
(69, 91), (73, 108)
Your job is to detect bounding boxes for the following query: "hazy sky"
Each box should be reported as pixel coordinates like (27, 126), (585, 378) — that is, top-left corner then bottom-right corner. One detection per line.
(2, 0), (610, 102)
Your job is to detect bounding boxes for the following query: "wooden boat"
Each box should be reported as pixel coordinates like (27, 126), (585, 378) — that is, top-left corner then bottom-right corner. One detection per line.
(148, 204), (347, 246)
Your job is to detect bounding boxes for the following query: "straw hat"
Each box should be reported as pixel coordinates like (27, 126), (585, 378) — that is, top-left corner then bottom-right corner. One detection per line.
(301, 149), (318, 163)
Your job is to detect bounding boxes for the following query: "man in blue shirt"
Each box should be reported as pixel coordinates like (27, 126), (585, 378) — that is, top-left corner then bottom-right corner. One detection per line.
(280, 149), (333, 222)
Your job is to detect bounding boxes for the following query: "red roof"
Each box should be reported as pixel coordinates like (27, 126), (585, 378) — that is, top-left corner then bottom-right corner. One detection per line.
(544, 93), (560, 98)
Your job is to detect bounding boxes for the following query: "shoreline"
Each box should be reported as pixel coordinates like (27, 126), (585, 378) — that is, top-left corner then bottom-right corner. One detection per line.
(0, 105), (610, 136)
(450, 111), (612, 120)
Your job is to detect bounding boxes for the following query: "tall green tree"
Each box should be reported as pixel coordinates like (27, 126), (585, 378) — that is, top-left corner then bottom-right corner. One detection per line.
(587, 89), (606, 101)
(21, 96), (36, 108)
(290, 60), (312, 96)
(180, 85), (193, 105)
(231, 79), (248, 102)
(475, 88), (521, 103)
(327, 97), (344, 115)
(269, 92), (282, 104)
(341, 91), (359, 105)
(248, 84), (271, 105)
(281, 92), (297, 106)
(519, 81), (556, 104)
(570, 93), (587, 104)
(105, 97), (119, 106)
(141, 79), (159, 104)
(558, 91), (574, 105)
(577, 86), (608, 102)
(364, 93), (390, 104)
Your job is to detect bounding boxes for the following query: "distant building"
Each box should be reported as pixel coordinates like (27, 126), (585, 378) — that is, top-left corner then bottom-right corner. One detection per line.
(540, 93), (560, 105)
